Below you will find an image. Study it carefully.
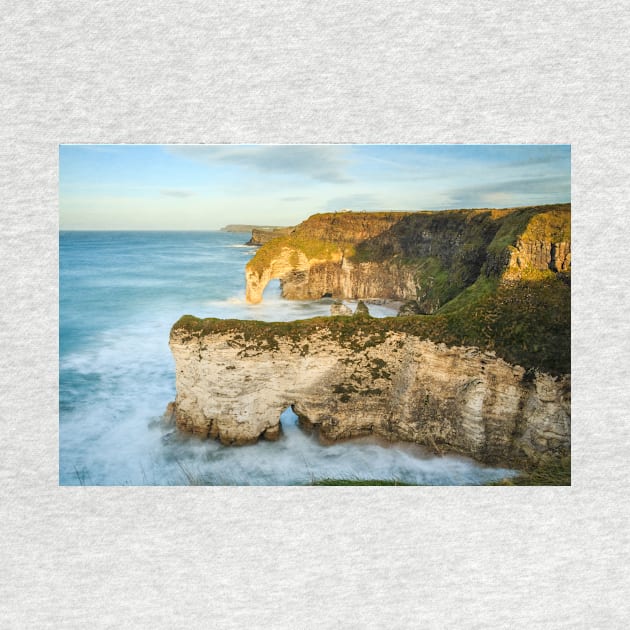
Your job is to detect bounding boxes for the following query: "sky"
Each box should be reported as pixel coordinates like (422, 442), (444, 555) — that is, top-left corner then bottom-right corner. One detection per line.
(59, 144), (571, 230)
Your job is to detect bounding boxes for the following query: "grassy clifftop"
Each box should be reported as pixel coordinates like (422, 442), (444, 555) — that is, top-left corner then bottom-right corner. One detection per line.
(173, 271), (570, 375)
(486, 204), (570, 254)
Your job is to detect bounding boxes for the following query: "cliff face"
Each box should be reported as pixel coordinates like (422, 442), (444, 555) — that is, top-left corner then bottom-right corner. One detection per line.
(245, 255), (416, 307)
(485, 208), (571, 279)
(169, 319), (570, 466)
(245, 205), (571, 310)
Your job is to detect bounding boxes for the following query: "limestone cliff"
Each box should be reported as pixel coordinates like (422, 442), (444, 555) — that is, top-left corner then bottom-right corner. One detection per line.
(169, 316), (570, 467)
(245, 204), (571, 310)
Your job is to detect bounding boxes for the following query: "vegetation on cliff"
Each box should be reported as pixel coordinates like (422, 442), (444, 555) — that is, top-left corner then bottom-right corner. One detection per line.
(172, 268), (569, 375)
(311, 478), (415, 486)
(246, 232), (348, 274)
(488, 456), (571, 486)
(486, 205), (570, 255)
(246, 226), (294, 245)
(245, 204), (570, 313)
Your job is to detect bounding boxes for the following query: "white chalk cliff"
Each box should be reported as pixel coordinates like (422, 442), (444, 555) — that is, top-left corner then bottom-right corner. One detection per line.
(169, 321), (570, 466)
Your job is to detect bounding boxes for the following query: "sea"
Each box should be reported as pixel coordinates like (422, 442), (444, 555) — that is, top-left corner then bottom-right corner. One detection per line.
(59, 231), (516, 485)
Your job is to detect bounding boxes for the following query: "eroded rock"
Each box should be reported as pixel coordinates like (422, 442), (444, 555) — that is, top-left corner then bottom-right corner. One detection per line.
(331, 301), (352, 316)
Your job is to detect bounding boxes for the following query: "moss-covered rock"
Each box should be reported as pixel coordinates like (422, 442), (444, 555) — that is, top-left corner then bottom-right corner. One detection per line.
(354, 300), (370, 317)
(397, 300), (423, 316)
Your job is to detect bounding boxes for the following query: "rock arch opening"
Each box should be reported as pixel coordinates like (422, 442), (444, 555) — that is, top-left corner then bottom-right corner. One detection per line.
(279, 405), (299, 431)
(262, 278), (282, 300)
(279, 405), (318, 437)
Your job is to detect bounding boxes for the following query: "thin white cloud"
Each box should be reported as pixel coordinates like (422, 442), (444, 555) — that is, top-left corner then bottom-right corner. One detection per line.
(324, 193), (386, 211)
(160, 189), (195, 198)
(447, 175), (570, 207)
(501, 147), (570, 168)
(164, 145), (352, 183)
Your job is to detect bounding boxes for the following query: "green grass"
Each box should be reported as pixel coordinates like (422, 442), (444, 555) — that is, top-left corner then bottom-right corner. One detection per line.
(436, 275), (499, 314)
(310, 478), (415, 486)
(312, 459), (571, 486)
(487, 457), (571, 486)
(447, 274), (570, 374)
(246, 234), (348, 275)
(486, 204), (570, 255)
(486, 206), (542, 254)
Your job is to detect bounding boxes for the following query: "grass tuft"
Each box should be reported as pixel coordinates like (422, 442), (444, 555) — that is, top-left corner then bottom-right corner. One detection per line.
(487, 457), (571, 486)
(311, 478), (415, 486)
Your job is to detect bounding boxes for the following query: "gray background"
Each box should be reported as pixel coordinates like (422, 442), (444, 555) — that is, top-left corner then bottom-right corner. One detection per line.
(1, 1), (628, 627)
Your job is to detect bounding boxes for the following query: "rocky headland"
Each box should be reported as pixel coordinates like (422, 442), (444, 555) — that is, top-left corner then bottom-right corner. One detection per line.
(170, 204), (571, 472)
(244, 205), (570, 310)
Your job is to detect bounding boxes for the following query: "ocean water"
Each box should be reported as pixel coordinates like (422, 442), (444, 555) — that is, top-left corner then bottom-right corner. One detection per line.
(59, 231), (515, 485)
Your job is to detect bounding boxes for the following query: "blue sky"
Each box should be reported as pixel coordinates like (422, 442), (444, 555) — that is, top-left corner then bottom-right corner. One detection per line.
(59, 144), (570, 230)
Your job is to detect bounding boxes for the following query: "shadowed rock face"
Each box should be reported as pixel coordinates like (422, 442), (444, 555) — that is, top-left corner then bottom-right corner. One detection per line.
(244, 205), (571, 310)
(169, 325), (570, 466)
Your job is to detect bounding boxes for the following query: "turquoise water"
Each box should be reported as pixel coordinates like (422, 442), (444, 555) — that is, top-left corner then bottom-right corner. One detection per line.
(59, 231), (515, 485)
